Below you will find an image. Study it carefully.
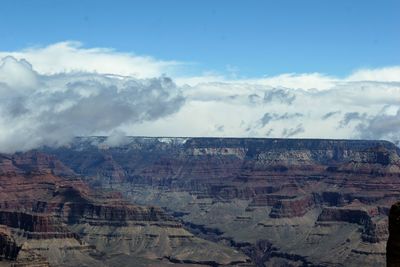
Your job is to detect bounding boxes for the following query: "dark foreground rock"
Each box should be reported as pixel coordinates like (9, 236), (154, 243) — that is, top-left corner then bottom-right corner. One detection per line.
(388, 202), (400, 267)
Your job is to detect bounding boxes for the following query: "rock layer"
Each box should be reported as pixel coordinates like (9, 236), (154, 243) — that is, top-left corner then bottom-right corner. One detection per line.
(42, 137), (400, 267)
(0, 150), (250, 266)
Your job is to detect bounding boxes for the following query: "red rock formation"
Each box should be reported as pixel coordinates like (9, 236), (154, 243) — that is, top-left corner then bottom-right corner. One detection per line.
(318, 206), (374, 225)
(0, 150), (251, 266)
(269, 195), (315, 218)
(48, 138), (400, 217)
(10, 151), (76, 176)
(41, 137), (400, 266)
(0, 152), (173, 265)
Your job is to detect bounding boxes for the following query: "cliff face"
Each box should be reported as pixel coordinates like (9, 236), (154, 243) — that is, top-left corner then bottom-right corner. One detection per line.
(47, 138), (400, 213)
(0, 137), (398, 266)
(42, 137), (400, 266)
(0, 150), (250, 266)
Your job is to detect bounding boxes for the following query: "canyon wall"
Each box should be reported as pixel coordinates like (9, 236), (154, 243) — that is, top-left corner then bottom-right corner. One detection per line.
(1, 137), (399, 266)
(44, 137), (400, 266)
(0, 151), (250, 266)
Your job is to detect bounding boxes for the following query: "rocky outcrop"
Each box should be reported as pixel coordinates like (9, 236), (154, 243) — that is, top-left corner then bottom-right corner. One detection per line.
(362, 217), (388, 243)
(10, 151), (76, 176)
(318, 206), (374, 225)
(63, 202), (171, 225)
(0, 226), (50, 266)
(269, 195), (314, 218)
(318, 205), (389, 243)
(0, 226), (20, 260)
(0, 210), (75, 239)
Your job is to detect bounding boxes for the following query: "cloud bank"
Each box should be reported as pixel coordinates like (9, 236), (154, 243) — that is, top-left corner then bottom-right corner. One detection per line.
(0, 55), (184, 152)
(0, 41), (180, 78)
(0, 42), (399, 152)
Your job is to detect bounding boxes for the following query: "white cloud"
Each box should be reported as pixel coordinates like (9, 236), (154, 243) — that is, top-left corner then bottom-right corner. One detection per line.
(0, 56), (38, 90)
(347, 66), (400, 82)
(241, 72), (338, 91)
(103, 130), (130, 147)
(0, 42), (400, 152)
(0, 41), (180, 78)
(176, 73), (337, 91)
(128, 79), (400, 142)
(0, 56), (184, 153)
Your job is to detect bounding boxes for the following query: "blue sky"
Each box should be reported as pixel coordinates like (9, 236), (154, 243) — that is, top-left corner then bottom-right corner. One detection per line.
(0, 0), (400, 150)
(1, 0), (399, 77)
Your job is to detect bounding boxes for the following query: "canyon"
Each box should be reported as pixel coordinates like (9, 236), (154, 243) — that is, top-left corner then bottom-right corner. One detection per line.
(0, 150), (250, 266)
(1, 137), (400, 266)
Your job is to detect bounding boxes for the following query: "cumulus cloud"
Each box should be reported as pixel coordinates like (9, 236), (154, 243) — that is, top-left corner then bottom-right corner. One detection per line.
(132, 80), (399, 142)
(0, 41), (180, 78)
(347, 66), (400, 82)
(0, 56), (184, 153)
(0, 56), (38, 89)
(1, 41), (400, 152)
